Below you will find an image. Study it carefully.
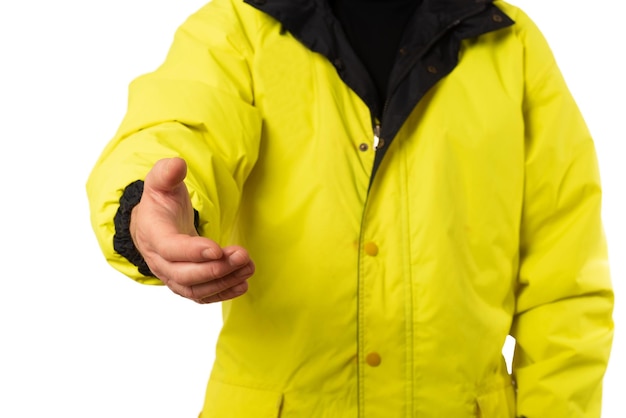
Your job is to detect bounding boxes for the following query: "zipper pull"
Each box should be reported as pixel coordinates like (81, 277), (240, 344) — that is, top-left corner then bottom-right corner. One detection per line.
(373, 124), (383, 150)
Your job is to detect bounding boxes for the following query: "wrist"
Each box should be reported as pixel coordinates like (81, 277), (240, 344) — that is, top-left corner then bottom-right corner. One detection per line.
(113, 180), (155, 276)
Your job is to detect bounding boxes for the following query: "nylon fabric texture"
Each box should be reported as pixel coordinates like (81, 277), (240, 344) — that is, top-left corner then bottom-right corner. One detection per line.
(86, 1), (613, 417)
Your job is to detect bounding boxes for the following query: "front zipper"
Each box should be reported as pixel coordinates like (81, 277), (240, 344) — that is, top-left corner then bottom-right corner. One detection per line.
(373, 123), (382, 150)
(370, 5), (489, 167)
(370, 4), (495, 189)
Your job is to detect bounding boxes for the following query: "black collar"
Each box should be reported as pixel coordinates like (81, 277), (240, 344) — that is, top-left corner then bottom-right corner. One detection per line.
(243, 0), (514, 180)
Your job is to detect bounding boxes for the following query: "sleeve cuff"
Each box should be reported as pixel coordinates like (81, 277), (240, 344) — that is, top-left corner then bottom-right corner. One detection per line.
(113, 180), (155, 277)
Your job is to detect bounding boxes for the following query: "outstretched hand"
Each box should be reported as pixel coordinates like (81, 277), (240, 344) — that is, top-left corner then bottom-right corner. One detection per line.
(130, 157), (254, 303)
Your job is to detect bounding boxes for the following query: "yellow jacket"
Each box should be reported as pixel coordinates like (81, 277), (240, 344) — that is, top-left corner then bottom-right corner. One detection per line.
(87, 0), (613, 417)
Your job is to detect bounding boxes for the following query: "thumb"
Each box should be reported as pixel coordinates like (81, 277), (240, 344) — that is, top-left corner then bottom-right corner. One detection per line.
(145, 157), (188, 193)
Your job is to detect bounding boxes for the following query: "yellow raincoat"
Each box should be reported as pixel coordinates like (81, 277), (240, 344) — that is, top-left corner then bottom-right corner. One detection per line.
(87, 0), (613, 416)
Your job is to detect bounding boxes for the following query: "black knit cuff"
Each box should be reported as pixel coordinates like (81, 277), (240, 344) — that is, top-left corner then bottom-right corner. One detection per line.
(113, 180), (154, 276)
(113, 180), (202, 278)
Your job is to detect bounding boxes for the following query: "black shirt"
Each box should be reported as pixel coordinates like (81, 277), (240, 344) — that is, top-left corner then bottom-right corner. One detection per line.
(329, 0), (419, 109)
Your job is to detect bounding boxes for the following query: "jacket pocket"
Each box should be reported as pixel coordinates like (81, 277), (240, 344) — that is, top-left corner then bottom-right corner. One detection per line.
(475, 381), (516, 418)
(199, 379), (284, 418)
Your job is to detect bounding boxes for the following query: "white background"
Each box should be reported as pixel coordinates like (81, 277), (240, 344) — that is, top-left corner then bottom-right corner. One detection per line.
(0, 1), (623, 417)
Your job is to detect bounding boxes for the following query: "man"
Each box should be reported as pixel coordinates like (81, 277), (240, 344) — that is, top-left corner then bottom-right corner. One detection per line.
(87, 0), (614, 417)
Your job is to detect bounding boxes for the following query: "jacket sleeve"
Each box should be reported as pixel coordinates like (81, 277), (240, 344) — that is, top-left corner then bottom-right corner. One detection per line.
(86, 0), (262, 284)
(508, 9), (614, 418)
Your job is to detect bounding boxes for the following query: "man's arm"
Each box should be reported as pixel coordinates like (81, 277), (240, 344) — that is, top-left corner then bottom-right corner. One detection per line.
(507, 7), (614, 417)
(87, 0), (262, 293)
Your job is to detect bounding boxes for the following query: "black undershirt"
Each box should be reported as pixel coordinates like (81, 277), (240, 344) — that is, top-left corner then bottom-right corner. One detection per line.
(329, 0), (419, 112)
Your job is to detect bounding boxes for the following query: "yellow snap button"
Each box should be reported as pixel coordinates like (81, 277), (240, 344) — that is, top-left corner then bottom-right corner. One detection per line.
(364, 242), (379, 256)
(366, 352), (382, 367)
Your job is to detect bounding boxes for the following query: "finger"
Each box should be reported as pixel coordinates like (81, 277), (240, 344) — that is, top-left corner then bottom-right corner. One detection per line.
(221, 246), (253, 268)
(165, 262), (254, 302)
(146, 232), (223, 263)
(145, 157), (187, 193)
(200, 280), (249, 304)
(149, 253), (255, 288)
(190, 261), (255, 300)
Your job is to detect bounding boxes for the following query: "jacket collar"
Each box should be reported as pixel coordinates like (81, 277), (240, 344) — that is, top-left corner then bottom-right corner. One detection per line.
(242, 0), (513, 118)
(243, 0), (509, 34)
(243, 0), (515, 181)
